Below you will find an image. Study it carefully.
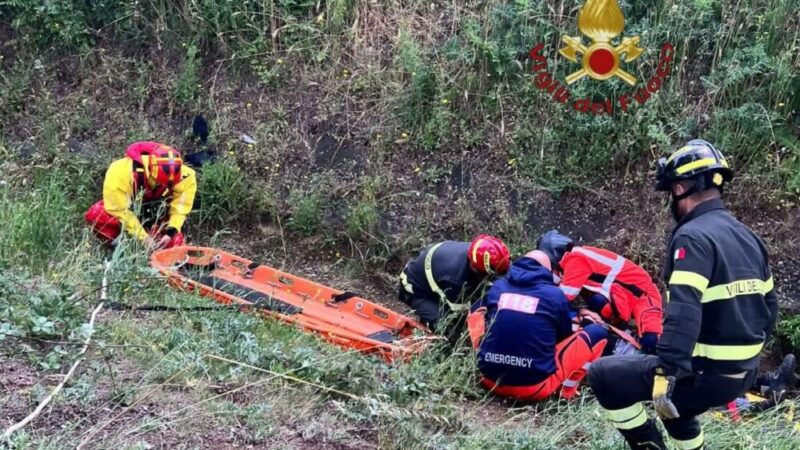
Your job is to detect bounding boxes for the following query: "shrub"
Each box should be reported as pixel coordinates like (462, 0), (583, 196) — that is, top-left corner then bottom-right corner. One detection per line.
(778, 313), (800, 351)
(286, 190), (323, 236)
(345, 176), (383, 239)
(195, 160), (252, 227)
(174, 44), (202, 106)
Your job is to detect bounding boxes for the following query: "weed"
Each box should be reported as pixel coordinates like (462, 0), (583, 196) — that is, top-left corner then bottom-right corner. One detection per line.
(195, 160), (250, 227)
(0, 269), (90, 369)
(777, 313), (800, 350)
(174, 43), (201, 107)
(345, 175), (383, 239)
(346, 201), (379, 238)
(0, 169), (87, 267)
(0, 59), (33, 118)
(286, 189), (323, 236)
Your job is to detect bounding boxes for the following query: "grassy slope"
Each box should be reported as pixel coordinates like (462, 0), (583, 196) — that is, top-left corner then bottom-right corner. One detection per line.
(2, 0), (800, 449)
(1, 223), (799, 449)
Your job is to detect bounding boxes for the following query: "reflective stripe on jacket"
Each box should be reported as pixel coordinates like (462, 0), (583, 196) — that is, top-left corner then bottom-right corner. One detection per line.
(558, 246), (663, 336)
(659, 198), (777, 379)
(102, 157), (196, 240)
(401, 241), (480, 304)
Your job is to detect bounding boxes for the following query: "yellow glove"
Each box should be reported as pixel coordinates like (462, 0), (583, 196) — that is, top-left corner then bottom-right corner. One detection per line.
(652, 372), (680, 419)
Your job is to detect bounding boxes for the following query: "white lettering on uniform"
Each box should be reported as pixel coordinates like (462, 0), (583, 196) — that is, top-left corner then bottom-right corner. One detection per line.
(484, 352), (534, 368)
(498, 293), (540, 314)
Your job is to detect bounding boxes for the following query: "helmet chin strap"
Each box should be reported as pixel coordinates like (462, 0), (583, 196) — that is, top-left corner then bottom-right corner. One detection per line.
(669, 170), (727, 220)
(670, 184), (700, 221)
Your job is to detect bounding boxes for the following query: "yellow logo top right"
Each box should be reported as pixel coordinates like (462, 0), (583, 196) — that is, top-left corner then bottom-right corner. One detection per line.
(559, 0), (644, 86)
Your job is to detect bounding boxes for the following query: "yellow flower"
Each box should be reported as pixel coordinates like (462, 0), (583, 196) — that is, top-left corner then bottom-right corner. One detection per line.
(441, 99), (449, 104)
(228, 151), (235, 155)
(277, 59), (284, 65)
(401, 132), (409, 139)
(246, 102), (252, 108)
(414, 167), (421, 173)
(778, 102), (785, 107)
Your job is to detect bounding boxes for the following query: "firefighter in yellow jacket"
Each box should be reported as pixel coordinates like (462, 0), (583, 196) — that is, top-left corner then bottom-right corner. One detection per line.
(85, 141), (196, 249)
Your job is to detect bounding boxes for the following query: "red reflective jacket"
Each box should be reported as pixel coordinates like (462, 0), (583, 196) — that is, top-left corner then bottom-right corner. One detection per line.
(558, 246), (663, 336)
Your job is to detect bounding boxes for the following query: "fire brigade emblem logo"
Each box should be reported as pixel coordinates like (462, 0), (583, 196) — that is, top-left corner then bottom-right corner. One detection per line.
(559, 0), (644, 86)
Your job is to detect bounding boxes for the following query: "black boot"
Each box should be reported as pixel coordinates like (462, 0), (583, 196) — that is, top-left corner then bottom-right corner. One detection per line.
(759, 353), (796, 403)
(619, 420), (668, 450)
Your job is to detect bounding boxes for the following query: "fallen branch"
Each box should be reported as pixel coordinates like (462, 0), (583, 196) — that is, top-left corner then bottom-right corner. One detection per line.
(1, 261), (111, 442)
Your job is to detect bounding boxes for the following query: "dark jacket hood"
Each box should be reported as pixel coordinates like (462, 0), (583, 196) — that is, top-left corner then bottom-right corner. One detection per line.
(506, 257), (555, 286)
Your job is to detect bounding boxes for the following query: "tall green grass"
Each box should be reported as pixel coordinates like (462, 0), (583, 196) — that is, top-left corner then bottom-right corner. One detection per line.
(0, 167), (91, 269)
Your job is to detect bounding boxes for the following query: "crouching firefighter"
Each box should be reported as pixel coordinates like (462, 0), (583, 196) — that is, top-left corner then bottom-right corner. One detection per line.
(469, 250), (608, 401)
(85, 141), (197, 250)
(587, 140), (778, 450)
(537, 231), (663, 354)
(398, 235), (510, 333)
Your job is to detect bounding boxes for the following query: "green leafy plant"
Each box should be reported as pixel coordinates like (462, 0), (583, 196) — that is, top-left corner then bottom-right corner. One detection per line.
(287, 190), (323, 236)
(174, 43), (201, 106)
(778, 313), (800, 350)
(196, 160), (251, 227)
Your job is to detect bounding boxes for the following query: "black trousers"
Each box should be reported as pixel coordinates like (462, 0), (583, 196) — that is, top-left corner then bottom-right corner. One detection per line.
(398, 285), (441, 328)
(588, 355), (756, 450)
(398, 286), (465, 343)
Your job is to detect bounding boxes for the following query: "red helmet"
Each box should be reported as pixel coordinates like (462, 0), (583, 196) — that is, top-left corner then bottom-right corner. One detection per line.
(468, 234), (510, 275)
(148, 145), (183, 187)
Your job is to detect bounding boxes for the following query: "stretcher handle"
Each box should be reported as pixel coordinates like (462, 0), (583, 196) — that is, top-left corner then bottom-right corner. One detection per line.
(331, 291), (360, 303)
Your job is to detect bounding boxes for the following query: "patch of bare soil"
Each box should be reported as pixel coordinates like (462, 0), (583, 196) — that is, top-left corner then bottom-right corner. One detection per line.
(0, 351), (43, 429)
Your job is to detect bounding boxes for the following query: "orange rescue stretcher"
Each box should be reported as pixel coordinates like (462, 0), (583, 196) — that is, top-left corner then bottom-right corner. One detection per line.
(150, 246), (431, 362)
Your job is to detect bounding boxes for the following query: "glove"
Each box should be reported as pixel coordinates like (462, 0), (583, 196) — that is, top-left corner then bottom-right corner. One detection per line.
(652, 371), (680, 419)
(639, 332), (659, 354)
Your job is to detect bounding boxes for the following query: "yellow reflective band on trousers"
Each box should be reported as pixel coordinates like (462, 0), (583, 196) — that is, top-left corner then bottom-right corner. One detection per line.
(669, 271), (710, 292)
(672, 430), (704, 450)
(676, 158), (717, 175)
(604, 403), (647, 430)
(701, 277), (773, 303)
(692, 342), (763, 360)
(424, 243), (447, 301)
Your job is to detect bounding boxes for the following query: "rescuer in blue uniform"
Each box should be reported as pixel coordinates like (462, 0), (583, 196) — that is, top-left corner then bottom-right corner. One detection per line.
(470, 250), (608, 400)
(588, 140), (779, 450)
